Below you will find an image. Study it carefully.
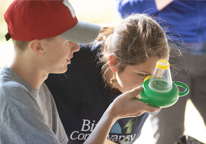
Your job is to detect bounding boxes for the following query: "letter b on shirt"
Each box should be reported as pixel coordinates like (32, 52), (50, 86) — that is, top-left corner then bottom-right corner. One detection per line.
(81, 119), (96, 132)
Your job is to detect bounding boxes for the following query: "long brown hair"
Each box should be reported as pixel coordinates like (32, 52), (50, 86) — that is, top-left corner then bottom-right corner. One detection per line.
(97, 14), (170, 82)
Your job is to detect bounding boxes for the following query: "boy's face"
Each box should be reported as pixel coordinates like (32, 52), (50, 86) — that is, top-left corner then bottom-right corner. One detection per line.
(41, 36), (80, 74)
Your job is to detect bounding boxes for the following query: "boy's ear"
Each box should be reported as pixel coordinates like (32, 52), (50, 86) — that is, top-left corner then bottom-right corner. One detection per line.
(108, 54), (118, 72)
(29, 40), (44, 56)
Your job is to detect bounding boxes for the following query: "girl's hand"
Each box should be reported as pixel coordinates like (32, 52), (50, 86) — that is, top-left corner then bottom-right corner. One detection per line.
(108, 86), (161, 120)
(84, 86), (161, 144)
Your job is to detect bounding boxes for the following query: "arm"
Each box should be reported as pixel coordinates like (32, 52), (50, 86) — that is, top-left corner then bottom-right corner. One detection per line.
(155, 0), (173, 11)
(84, 86), (160, 144)
(105, 139), (117, 144)
(116, 0), (173, 18)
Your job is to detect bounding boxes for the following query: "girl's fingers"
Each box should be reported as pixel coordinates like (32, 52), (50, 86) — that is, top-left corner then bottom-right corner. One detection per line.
(129, 86), (143, 98)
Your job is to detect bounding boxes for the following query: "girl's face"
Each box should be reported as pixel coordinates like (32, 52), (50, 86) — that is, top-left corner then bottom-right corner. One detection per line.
(115, 57), (165, 93)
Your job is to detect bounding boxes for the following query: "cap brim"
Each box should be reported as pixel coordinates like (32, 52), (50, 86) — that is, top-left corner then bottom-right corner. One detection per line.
(58, 20), (101, 44)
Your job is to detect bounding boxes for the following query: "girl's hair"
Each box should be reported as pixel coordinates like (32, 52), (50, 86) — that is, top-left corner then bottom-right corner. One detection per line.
(97, 14), (170, 81)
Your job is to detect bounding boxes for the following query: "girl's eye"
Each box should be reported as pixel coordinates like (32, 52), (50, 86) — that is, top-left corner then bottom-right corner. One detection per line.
(138, 73), (149, 77)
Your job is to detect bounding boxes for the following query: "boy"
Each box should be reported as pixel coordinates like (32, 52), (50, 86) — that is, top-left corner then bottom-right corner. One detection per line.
(1, 0), (100, 143)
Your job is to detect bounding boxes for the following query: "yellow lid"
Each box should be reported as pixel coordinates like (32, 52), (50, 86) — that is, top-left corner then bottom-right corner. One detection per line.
(144, 75), (151, 82)
(157, 60), (170, 69)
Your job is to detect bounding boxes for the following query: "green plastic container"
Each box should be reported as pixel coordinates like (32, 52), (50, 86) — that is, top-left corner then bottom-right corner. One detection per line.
(134, 79), (189, 108)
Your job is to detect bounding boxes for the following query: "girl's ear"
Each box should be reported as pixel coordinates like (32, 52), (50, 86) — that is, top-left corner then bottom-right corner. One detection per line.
(108, 54), (118, 72)
(29, 40), (44, 56)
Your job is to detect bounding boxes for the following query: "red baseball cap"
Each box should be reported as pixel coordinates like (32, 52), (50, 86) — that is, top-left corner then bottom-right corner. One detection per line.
(4, 0), (101, 44)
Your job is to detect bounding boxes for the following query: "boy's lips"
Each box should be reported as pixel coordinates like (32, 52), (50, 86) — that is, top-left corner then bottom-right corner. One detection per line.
(67, 59), (71, 64)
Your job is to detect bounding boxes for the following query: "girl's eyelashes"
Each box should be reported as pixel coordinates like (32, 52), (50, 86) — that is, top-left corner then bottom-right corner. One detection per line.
(137, 73), (149, 77)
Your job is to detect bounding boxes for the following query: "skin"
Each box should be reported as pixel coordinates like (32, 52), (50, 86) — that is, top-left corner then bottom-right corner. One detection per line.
(9, 36), (161, 144)
(115, 57), (162, 93)
(86, 55), (166, 144)
(84, 86), (161, 144)
(40, 37), (80, 74)
(9, 36), (79, 89)
(155, 0), (173, 11)
(103, 55), (167, 144)
(107, 55), (167, 93)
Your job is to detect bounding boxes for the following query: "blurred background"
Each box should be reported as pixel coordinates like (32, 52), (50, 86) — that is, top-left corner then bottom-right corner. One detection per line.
(0, 0), (205, 144)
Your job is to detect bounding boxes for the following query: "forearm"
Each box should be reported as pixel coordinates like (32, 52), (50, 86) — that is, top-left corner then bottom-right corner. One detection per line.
(155, 0), (173, 11)
(117, 0), (174, 18)
(83, 87), (160, 144)
(84, 107), (117, 144)
(116, 0), (158, 17)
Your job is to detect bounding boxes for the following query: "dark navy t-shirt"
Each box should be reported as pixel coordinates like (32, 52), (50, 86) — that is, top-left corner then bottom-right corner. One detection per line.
(45, 42), (149, 144)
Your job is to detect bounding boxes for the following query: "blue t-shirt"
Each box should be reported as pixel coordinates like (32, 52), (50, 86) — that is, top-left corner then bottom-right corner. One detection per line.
(45, 42), (149, 144)
(116, 0), (206, 43)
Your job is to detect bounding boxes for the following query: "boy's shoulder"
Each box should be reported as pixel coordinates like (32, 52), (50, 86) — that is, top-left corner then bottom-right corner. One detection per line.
(0, 67), (26, 92)
(0, 68), (42, 125)
(0, 67), (38, 108)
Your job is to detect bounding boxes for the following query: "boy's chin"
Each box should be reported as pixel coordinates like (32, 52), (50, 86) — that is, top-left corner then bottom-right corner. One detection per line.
(51, 68), (68, 74)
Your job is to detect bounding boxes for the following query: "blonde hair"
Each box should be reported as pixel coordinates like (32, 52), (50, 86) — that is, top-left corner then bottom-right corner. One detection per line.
(97, 14), (170, 81)
(12, 37), (55, 52)
(12, 40), (29, 52)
